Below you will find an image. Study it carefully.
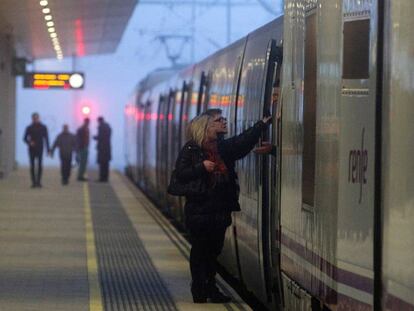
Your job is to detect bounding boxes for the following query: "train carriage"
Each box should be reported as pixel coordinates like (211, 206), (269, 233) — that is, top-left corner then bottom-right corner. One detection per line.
(382, 1), (414, 310)
(125, 1), (414, 310)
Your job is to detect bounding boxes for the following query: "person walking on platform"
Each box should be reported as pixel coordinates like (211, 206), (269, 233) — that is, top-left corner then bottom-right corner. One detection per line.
(76, 118), (90, 181)
(93, 116), (112, 182)
(171, 108), (271, 303)
(23, 112), (50, 188)
(50, 124), (77, 185)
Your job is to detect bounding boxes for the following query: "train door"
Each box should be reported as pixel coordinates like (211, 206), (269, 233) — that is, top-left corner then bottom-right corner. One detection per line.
(234, 17), (283, 304)
(166, 89), (181, 218)
(142, 98), (152, 189)
(197, 71), (211, 114)
(156, 93), (168, 207)
(176, 81), (190, 222)
(136, 95), (146, 188)
(261, 40), (284, 307)
(382, 1), (414, 310)
(337, 1), (378, 309)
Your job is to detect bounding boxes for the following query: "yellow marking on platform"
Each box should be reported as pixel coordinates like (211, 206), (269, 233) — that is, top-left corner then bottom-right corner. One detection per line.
(83, 183), (104, 311)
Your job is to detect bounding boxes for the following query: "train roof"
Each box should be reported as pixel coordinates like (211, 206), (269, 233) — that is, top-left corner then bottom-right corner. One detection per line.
(134, 15), (284, 94)
(136, 66), (184, 92)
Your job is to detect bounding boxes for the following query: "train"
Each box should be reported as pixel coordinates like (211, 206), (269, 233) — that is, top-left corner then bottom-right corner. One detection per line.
(124, 0), (414, 310)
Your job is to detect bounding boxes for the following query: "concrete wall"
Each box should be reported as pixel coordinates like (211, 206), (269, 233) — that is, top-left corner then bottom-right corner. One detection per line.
(0, 32), (16, 178)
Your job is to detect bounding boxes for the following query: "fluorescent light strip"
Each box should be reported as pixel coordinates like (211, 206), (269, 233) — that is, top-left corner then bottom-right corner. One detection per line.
(40, 2), (64, 60)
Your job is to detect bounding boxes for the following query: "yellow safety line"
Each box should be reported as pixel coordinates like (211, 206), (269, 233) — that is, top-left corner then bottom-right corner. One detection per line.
(83, 183), (104, 311)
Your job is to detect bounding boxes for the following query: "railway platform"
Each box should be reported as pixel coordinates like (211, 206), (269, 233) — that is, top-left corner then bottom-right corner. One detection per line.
(0, 168), (250, 311)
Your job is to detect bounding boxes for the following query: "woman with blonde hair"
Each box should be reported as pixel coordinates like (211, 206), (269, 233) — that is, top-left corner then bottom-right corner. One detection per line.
(173, 108), (271, 303)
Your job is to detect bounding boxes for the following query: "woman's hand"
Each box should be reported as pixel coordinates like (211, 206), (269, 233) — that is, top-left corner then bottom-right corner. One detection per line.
(203, 160), (216, 172)
(262, 115), (272, 125)
(253, 141), (273, 154)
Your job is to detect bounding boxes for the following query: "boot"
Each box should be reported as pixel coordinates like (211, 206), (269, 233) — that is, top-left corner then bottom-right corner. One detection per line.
(207, 280), (231, 303)
(191, 281), (207, 303)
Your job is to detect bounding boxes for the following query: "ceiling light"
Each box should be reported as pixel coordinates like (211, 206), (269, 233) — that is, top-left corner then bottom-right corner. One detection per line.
(44, 15), (52, 21)
(39, 0), (48, 6)
(48, 27), (55, 33)
(46, 21), (54, 27)
(50, 33), (57, 38)
(42, 8), (50, 14)
(52, 38), (59, 43)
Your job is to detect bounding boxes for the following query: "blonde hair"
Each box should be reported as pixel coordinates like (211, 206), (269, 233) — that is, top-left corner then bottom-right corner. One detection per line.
(187, 114), (211, 147)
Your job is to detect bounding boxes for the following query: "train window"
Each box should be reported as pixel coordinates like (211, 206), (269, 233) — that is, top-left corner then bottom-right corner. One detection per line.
(302, 11), (317, 209)
(342, 19), (370, 79)
(197, 72), (206, 114)
(197, 71), (212, 113)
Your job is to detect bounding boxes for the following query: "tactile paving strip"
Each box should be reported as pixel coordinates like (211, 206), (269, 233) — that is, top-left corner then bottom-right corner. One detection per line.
(89, 182), (178, 311)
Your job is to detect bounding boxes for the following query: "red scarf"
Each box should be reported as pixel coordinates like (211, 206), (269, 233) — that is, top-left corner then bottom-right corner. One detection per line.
(203, 141), (228, 175)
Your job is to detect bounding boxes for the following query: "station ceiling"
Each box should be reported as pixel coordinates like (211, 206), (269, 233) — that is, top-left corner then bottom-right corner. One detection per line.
(0, 0), (138, 60)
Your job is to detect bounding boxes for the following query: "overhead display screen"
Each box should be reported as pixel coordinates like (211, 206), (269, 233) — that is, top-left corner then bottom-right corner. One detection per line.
(23, 72), (85, 89)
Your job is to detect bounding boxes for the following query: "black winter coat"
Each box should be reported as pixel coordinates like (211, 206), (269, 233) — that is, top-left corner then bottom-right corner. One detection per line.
(175, 121), (267, 223)
(94, 122), (112, 163)
(51, 132), (77, 158)
(23, 123), (50, 155)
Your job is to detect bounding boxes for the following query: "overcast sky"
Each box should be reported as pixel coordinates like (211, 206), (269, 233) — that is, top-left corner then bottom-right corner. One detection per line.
(16, 1), (283, 169)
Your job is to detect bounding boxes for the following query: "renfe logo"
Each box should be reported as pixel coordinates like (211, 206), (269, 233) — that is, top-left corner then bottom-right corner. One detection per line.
(348, 128), (368, 204)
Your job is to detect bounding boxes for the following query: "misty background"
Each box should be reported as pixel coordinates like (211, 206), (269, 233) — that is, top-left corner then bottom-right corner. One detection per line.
(16, 0), (283, 169)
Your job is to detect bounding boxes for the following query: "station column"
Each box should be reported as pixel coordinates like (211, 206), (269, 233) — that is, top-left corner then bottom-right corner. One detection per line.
(0, 31), (16, 178)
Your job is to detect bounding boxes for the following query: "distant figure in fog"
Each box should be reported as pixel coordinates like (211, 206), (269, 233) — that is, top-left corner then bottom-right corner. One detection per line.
(93, 117), (111, 182)
(76, 118), (90, 181)
(172, 108), (271, 303)
(23, 112), (50, 188)
(50, 124), (77, 185)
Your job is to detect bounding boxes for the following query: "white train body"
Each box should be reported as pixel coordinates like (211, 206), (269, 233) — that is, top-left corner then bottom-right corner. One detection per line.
(124, 1), (414, 310)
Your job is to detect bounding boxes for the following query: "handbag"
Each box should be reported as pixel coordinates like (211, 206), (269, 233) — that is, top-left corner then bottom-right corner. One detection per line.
(167, 169), (187, 196)
(167, 169), (207, 197)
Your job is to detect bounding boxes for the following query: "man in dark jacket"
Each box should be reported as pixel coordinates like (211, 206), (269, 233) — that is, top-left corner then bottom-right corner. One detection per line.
(76, 118), (90, 181)
(50, 124), (77, 185)
(23, 112), (50, 188)
(93, 116), (111, 182)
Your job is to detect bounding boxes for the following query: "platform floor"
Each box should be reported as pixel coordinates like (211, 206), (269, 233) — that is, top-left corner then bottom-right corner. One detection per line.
(0, 168), (251, 311)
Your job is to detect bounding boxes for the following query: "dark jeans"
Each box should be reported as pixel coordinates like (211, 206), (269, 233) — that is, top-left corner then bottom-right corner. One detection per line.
(77, 148), (88, 179)
(99, 161), (109, 181)
(29, 151), (43, 185)
(189, 223), (227, 295)
(60, 155), (72, 182)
